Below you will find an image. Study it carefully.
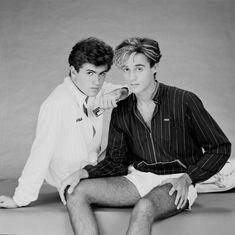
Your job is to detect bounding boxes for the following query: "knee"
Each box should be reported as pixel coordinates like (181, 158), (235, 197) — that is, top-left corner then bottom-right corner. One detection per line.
(66, 181), (90, 209)
(133, 198), (155, 218)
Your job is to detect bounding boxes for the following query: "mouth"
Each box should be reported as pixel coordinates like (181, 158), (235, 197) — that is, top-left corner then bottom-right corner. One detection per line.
(90, 87), (100, 90)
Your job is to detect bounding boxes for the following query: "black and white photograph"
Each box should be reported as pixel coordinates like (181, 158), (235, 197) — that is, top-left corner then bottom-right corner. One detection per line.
(0, 0), (234, 234)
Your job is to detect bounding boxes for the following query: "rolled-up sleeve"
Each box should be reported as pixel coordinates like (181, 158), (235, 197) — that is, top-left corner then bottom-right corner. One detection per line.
(185, 93), (231, 184)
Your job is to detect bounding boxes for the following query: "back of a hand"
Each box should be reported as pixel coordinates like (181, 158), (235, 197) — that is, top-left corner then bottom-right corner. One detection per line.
(0, 195), (18, 209)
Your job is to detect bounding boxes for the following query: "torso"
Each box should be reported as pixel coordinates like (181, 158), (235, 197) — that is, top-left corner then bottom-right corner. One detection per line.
(137, 101), (156, 128)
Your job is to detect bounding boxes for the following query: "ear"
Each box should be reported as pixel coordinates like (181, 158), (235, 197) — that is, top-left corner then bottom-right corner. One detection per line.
(151, 63), (159, 73)
(70, 66), (78, 79)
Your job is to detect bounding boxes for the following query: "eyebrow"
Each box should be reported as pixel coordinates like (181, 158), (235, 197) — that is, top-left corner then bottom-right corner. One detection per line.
(121, 64), (145, 69)
(99, 69), (108, 74)
(86, 69), (96, 72)
(134, 64), (145, 67)
(86, 69), (108, 74)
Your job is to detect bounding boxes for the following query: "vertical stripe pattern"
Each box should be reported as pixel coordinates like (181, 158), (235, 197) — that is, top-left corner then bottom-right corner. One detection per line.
(84, 83), (231, 184)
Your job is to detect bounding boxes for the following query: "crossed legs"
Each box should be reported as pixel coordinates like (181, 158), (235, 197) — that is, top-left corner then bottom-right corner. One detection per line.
(66, 178), (187, 235)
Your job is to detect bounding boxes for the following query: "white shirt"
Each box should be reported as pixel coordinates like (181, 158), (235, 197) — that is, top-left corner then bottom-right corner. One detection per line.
(13, 77), (122, 206)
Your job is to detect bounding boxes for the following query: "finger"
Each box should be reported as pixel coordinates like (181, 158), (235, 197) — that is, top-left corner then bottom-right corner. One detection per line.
(177, 188), (188, 209)
(178, 193), (187, 209)
(0, 201), (8, 208)
(0, 195), (6, 202)
(169, 186), (176, 196)
(181, 197), (188, 209)
(180, 191), (188, 209)
(59, 190), (65, 205)
(59, 185), (67, 205)
(68, 179), (79, 194)
(179, 198), (186, 209)
(174, 190), (181, 207)
(177, 193), (185, 209)
(67, 185), (74, 195)
(111, 99), (117, 107)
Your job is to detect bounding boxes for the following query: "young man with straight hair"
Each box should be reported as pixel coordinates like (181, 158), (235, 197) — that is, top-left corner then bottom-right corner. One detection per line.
(60, 37), (231, 235)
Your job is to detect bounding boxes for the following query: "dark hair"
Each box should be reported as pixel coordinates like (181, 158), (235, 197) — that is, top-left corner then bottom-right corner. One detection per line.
(114, 37), (162, 68)
(68, 37), (114, 73)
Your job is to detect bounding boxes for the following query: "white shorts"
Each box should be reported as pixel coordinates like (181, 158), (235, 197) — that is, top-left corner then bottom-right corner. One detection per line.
(124, 166), (197, 209)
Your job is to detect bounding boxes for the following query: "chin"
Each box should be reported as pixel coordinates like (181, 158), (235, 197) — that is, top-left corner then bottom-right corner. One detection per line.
(131, 88), (142, 94)
(88, 90), (100, 97)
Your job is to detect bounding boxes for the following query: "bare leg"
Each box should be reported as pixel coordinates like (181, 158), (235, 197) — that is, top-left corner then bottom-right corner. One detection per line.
(126, 183), (188, 235)
(66, 177), (140, 235)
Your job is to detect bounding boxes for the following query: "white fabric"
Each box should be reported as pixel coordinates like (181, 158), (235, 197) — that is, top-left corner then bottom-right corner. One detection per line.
(13, 77), (123, 206)
(124, 166), (197, 210)
(196, 158), (235, 193)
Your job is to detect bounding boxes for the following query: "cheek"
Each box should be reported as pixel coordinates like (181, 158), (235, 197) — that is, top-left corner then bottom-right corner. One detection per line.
(138, 73), (146, 82)
(84, 76), (93, 85)
(123, 73), (130, 83)
(99, 79), (105, 87)
(79, 79), (87, 88)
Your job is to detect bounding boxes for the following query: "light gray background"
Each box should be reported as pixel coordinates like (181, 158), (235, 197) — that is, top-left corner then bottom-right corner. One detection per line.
(0, 0), (234, 179)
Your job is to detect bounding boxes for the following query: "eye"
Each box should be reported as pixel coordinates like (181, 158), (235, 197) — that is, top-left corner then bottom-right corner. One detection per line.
(122, 67), (129, 72)
(136, 67), (144, 72)
(99, 72), (106, 78)
(87, 71), (94, 76)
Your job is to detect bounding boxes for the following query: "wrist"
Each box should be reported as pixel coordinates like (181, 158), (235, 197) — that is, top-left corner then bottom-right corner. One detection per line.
(119, 87), (129, 101)
(80, 169), (89, 179)
(13, 198), (19, 207)
(182, 173), (192, 185)
(111, 87), (129, 101)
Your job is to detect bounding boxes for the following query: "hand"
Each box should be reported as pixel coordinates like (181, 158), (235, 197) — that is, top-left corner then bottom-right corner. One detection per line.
(0, 195), (18, 209)
(98, 89), (121, 110)
(59, 169), (88, 205)
(161, 174), (192, 210)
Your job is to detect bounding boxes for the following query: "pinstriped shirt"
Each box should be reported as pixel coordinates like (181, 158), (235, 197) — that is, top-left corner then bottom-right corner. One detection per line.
(84, 82), (231, 184)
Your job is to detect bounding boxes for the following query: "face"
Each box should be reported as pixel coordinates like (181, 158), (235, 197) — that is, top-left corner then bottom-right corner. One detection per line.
(120, 53), (157, 95)
(70, 63), (108, 97)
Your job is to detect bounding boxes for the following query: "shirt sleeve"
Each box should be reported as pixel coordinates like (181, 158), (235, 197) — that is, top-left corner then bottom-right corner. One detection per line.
(101, 81), (127, 94)
(84, 108), (130, 178)
(185, 93), (231, 184)
(13, 98), (61, 206)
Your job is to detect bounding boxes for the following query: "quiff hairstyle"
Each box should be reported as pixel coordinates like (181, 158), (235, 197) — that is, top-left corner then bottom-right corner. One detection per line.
(114, 37), (162, 68)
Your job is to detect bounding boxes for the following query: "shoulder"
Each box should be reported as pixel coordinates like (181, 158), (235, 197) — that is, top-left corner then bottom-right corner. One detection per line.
(162, 83), (201, 104)
(164, 83), (189, 97)
(110, 94), (133, 126)
(40, 83), (72, 112)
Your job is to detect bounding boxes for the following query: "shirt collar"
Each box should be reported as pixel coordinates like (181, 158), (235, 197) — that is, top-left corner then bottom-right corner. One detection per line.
(152, 80), (160, 103)
(64, 77), (88, 108)
(129, 81), (166, 111)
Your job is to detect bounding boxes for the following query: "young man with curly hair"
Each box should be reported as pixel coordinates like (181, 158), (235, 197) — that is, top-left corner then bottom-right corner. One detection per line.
(0, 37), (128, 208)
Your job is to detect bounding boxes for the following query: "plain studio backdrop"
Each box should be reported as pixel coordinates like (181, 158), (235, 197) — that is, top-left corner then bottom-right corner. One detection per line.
(0, 0), (234, 180)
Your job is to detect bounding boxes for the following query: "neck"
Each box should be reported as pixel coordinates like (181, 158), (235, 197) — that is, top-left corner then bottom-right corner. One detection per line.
(136, 80), (158, 104)
(70, 76), (87, 97)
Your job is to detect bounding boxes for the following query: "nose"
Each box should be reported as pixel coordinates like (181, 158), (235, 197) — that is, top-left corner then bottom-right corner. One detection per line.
(92, 74), (100, 85)
(129, 71), (137, 82)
